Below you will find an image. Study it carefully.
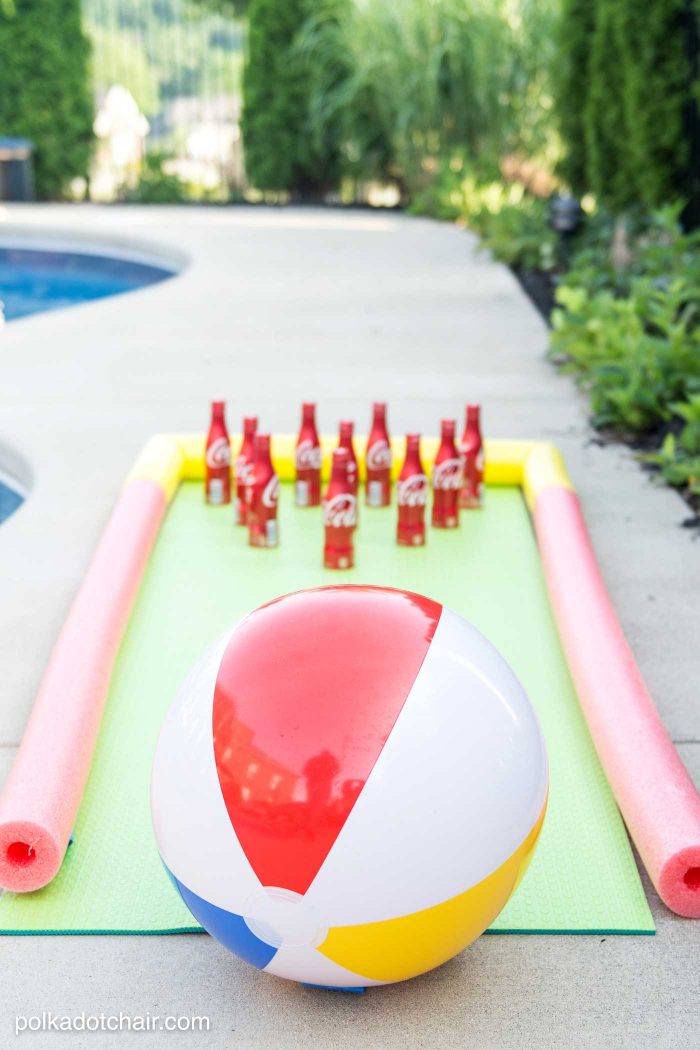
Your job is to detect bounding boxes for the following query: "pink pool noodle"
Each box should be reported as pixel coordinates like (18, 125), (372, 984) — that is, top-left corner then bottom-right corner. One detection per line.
(534, 485), (700, 917)
(0, 478), (167, 892)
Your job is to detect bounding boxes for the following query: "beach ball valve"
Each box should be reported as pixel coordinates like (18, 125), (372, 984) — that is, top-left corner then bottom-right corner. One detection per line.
(151, 586), (548, 988)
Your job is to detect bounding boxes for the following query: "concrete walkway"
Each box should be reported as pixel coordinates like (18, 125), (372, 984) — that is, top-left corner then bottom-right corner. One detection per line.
(0, 204), (697, 1049)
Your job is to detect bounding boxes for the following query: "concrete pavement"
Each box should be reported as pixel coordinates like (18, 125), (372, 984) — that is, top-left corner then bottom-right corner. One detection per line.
(0, 204), (697, 1049)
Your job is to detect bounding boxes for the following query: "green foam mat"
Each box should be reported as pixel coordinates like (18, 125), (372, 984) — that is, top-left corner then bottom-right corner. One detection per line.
(0, 483), (654, 935)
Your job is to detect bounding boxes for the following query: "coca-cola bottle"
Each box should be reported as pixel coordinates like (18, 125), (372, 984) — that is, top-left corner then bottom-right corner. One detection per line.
(295, 402), (322, 507)
(337, 420), (359, 497)
(234, 415), (257, 525)
(205, 400), (231, 505)
(432, 419), (461, 528)
(323, 448), (356, 569)
(460, 404), (484, 509)
(248, 433), (279, 548)
(365, 402), (392, 507)
(397, 434), (428, 546)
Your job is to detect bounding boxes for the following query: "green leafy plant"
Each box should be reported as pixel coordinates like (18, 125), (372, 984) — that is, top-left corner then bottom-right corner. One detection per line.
(475, 197), (557, 272)
(551, 274), (700, 433)
(642, 397), (700, 510)
(412, 165), (558, 271)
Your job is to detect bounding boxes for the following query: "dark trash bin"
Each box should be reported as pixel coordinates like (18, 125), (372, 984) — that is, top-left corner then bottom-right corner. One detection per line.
(0, 138), (34, 202)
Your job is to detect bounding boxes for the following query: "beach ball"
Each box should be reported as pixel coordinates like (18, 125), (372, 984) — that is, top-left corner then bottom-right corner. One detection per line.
(151, 586), (548, 988)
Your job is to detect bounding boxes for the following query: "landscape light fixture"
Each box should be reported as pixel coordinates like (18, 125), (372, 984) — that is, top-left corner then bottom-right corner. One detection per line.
(548, 194), (582, 236)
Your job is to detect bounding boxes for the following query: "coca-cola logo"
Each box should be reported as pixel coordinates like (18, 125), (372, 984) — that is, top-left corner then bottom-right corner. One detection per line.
(324, 493), (357, 528)
(295, 439), (322, 471)
(462, 448), (484, 480)
(235, 455), (253, 484)
(206, 437), (231, 469)
(433, 458), (462, 490)
(397, 473), (428, 507)
(262, 476), (280, 508)
(367, 440), (391, 471)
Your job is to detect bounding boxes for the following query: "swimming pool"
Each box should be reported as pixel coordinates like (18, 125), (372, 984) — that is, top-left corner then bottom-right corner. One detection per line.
(0, 245), (175, 322)
(0, 474), (25, 524)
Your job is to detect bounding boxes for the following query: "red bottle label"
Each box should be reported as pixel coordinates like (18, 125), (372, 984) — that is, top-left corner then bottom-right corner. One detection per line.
(324, 493), (357, 569)
(205, 436), (231, 505)
(366, 440), (392, 507)
(249, 475), (279, 547)
(432, 457), (461, 528)
(295, 439), (322, 506)
(397, 472), (428, 546)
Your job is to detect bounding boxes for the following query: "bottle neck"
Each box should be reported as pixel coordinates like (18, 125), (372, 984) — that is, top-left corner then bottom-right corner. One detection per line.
(331, 450), (349, 482)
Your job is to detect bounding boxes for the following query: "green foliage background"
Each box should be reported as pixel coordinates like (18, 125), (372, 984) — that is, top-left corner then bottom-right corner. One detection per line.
(0, 0), (93, 199)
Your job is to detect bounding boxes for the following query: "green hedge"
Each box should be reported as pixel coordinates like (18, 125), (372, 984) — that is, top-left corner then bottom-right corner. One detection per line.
(241, 0), (344, 196)
(557, 0), (699, 215)
(0, 0), (93, 199)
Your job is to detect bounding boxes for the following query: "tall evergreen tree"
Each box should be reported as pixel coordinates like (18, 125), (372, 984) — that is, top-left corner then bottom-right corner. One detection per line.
(615, 0), (691, 208)
(557, 0), (700, 218)
(584, 0), (636, 211)
(554, 0), (596, 196)
(241, 0), (343, 196)
(0, 0), (93, 199)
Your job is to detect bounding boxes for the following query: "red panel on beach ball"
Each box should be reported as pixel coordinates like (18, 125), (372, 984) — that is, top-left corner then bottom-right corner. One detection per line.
(212, 586), (441, 894)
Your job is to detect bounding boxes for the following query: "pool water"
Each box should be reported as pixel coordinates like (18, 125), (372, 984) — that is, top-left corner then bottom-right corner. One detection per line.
(0, 479), (24, 524)
(0, 246), (174, 321)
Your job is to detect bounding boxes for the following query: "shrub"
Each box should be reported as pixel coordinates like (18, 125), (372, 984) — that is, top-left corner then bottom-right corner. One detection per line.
(559, 204), (700, 298)
(0, 0), (93, 200)
(551, 271), (700, 433)
(123, 153), (189, 204)
(642, 397), (700, 510)
(410, 163), (558, 271)
(298, 0), (557, 195)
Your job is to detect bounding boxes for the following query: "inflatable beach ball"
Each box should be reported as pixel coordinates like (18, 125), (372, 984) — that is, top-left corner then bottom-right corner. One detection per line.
(151, 586), (548, 988)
